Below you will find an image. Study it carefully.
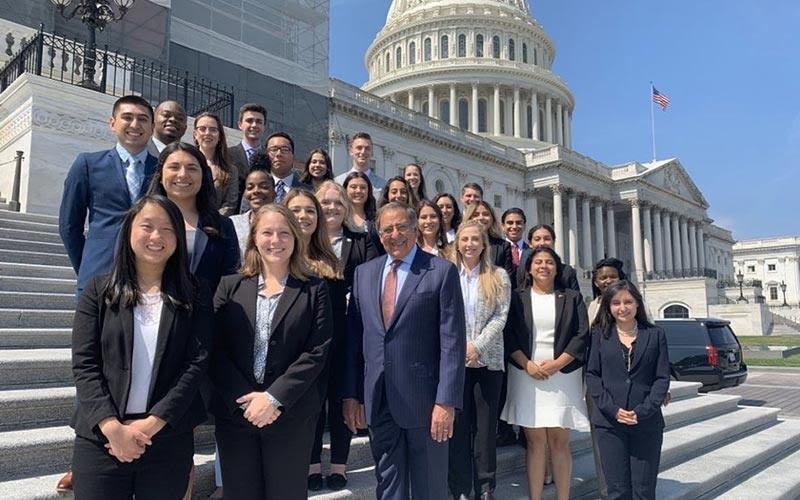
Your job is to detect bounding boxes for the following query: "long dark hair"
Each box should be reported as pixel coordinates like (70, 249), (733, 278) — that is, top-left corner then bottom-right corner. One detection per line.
(148, 142), (222, 237)
(596, 280), (654, 338)
(379, 176), (418, 208)
(591, 257), (628, 299)
(193, 111), (233, 188)
(300, 148), (334, 186)
(521, 245), (564, 290)
(403, 163), (427, 202)
(104, 195), (195, 311)
(416, 199), (448, 250)
(343, 171), (377, 221)
(433, 192), (462, 232)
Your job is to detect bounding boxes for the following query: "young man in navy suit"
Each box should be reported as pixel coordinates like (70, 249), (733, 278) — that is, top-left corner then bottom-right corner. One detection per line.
(343, 202), (466, 500)
(59, 95), (159, 294)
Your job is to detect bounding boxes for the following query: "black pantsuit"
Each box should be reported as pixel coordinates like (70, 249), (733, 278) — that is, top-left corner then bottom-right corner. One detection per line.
(449, 367), (503, 497)
(595, 425), (663, 500)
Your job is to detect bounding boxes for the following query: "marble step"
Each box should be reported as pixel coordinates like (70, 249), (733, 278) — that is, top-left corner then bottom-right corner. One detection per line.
(0, 328), (72, 349)
(0, 349), (72, 389)
(0, 263), (75, 280)
(0, 387), (75, 431)
(705, 444), (800, 499)
(0, 239), (67, 255)
(0, 291), (76, 310)
(0, 249), (71, 267)
(0, 228), (63, 245)
(0, 309), (74, 329)
(0, 276), (76, 294)
(0, 211), (59, 225)
(0, 218), (60, 234)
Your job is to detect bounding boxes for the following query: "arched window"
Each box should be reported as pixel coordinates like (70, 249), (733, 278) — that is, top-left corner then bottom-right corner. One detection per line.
(440, 100), (450, 123)
(538, 108), (545, 140)
(663, 305), (690, 319)
(424, 38), (432, 61)
(458, 98), (469, 129)
(422, 101), (429, 115)
(409, 41), (416, 65)
(533, 47), (538, 65)
(440, 35), (449, 59)
(478, 99), (487, 132)
(522, 43), (528, 63)
(476, 34), (484, 57)
(499, 100), (505, 134)
(458, 34), (467, 57)
(395, 46), (402, 69)
(492, 35), (500, 58)
(508, 38), (515, 61)
(526, 105), (533, 137)
(385, 52), (390, 73)
(435, 179), (445, 194)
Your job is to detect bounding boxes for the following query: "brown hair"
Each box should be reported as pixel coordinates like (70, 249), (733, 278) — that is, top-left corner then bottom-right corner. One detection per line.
(193, 112), (232, 188)
(283, 189), (341, 280)
(241, 204), (311, 280)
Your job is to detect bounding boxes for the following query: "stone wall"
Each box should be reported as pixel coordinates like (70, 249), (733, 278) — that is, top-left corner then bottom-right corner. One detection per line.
(708, 303), (772, 337)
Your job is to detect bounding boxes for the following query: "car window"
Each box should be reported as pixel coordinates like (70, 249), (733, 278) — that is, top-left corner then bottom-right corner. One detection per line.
(707, 324), (738, 346)
(657, 322), (707, 345)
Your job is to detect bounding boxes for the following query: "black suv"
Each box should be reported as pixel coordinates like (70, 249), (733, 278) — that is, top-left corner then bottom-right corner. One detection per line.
(654, 318), (747, 392)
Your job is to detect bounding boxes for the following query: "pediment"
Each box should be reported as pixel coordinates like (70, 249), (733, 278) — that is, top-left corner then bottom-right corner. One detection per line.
(642, 160), (708, 207)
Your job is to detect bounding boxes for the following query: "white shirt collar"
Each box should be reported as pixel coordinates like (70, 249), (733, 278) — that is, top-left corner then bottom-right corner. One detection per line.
(151, 136), (167, 153)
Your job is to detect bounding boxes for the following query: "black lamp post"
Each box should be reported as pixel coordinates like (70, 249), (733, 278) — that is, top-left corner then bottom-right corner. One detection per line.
(49, 0), (135, 90)
(781, 280), (788, 307)
(736, 270), (747, 303)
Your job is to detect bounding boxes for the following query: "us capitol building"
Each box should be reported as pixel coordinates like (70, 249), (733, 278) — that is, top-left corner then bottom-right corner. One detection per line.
(328, 0), (739, 321)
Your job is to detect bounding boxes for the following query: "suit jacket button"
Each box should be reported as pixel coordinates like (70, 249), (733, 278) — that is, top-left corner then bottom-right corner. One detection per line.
(626, 378), (631, 384)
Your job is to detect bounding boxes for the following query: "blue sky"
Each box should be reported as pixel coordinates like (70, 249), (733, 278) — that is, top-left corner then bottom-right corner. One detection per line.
(330, 0), (800, 240)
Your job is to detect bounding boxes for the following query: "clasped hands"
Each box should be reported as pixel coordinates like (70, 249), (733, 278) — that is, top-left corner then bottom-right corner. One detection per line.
(237, 392), (282, 428)
(465, 343), (480, 368)
(99, 415), (166, 463)
(616, 408), (638, 425)
(525, 359), (560, 380)
(343, 400), (455, 443)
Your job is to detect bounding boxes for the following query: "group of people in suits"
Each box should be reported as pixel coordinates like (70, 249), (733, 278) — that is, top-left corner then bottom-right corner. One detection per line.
(57, 94), (670, 500)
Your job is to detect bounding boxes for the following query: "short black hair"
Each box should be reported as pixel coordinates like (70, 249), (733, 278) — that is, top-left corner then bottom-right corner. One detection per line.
(112, 95), (154, 121)
(266, 131), (295, 153)
(461, 182), (484, 197)
(502, 207), (526, 224)
(351, 132), (372, 144)
(238, 103), (267, 123)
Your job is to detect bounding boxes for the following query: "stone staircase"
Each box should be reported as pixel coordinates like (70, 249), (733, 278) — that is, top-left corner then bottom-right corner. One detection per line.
(1, 210), (800, 499)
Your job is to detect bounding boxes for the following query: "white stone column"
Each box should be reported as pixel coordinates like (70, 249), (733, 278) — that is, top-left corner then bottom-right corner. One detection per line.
(552, 186), (565, 258)
(407, 90), (415, 110)
(680, 217), (690, 274)
(688, 221), (698, 273)
(513, 86), (521, 138)
(631, 200), (644, 281)
(428, 86), (436, 118)
(530, 91), (539, 140)
(594, 201), (605, 259)
(471, 83), (479, 134)
(607, 205), (617, 257)
(493, 85), (501, 135)
(697, 226), (706, 270)
(643, 204), (653, 274)
(564, 109), (572, 148)
(582, 197), (593, 269)
(556, 101), (564, 145)
(652, 208), (664, 273)
(663, 212), (674, 274)
(545, 96), (553, 142)
(449, 84), (457, 127)
(672, 216), (683, 273)
(568, 193), (578, 267)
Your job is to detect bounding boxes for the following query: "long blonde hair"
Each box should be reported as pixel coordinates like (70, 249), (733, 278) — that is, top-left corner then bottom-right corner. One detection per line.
(315, 180), (359, 233)
(283, 188), (341, 280)
(452, 220), (505, 304)
(463, 201), (503, 240)
(241, 204), (311, 280)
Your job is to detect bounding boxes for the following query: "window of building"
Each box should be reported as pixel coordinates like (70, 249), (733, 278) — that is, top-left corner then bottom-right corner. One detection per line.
(508, 38), (515, 61)
(385, 52), (390, 73)
(522, 43), (528, 63)
(747, 265), (755, 272)
(440, 100), (450, 123)
(408, 41), (416, 65)
(476, 34), (484, 57)
(458, 34), (466, 57)
(423, 37), (432, 62)
(770, 287), (779, 300)
(492, 35), (501, 58)
(395, 46), (402, 69)
(533, 47), (538, 65)
(537, 108), (545, 140)
(499, 100), (506, 134)
(422, 101), (428, 115)
(440, 35), (449, 59)
(526, 105), (533, 138)
(478, 99), (487, 132)
(493, 194), (502, 209)
(768, 264), (776, 271)
(458, 99), (469, 129)
(663, 304), (690, 319)
(435, 179), (445, 193)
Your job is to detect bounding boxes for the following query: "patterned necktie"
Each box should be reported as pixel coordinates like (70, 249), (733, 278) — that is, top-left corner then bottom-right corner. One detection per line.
(125, 158), (143, 203)
(382, 259), (401, 329)
(512, 244), (520, 266)
(275, 180), (286, 203)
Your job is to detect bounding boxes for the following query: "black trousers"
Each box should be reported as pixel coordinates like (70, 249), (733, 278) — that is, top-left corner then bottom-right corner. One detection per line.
(448, 367), (503, 496)
(216, 415), (317, 500)
(595, 425), (663, 500)
(71, 432), (193, 500)
(310, 370), (353, 465)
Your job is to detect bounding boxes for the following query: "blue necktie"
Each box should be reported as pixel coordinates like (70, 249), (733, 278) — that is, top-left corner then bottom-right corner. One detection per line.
(125, 158), (143, 202)
(275, 180), (286, 204)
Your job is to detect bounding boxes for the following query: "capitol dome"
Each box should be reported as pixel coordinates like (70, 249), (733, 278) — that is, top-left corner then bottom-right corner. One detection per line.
(363, 0), (574, 149)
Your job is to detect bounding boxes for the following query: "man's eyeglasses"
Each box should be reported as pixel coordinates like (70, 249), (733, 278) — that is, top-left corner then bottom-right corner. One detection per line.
(267, 146), (293, 155)
(379, 223), (412, 236)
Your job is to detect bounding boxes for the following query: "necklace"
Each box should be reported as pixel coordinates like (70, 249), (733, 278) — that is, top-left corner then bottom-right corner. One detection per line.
(617, 324), (638, 337)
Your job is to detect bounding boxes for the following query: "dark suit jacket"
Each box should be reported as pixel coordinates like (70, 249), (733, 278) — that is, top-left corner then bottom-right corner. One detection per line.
(227, 143), (252, 210)
(504, 287), (588, 374)
(146, 139), (162, 158)
(71, 275), (212, 441)
(489, 235), (513, 276)
(190, 215), (241, 293)
(343, 248), (466, 428)
(59, 149), (158, 292)
(281, 171), (313, 194)
(340, 226), (379, 294)
(515, 248), (581, 294)
(210, 274), (333, 426)
(586, 324), (670, 430)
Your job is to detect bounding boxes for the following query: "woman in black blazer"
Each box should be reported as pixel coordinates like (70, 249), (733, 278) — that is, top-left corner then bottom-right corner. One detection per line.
(210, 204), (333, 500)
(586, 280), (670, 500)
(514, 224), (582, 293)
(464, 201), (514, 275)
(147, 142), (240, 293)
(501, 246), (590, 500)
(71, 195), (211, 499)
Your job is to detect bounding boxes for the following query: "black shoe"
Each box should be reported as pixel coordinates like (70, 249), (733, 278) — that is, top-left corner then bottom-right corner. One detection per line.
(480, 492), (495, 500)
(326, 473), (348, 490)
(307, 473), (323, 491)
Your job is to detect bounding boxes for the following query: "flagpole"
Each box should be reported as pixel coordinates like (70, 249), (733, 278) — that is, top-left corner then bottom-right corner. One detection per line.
(650, 81), (657, 162)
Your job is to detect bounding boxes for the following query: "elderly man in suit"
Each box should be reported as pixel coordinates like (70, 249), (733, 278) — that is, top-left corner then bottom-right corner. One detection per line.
(343, 202), (466, 500)
(146, 100), (187, 156)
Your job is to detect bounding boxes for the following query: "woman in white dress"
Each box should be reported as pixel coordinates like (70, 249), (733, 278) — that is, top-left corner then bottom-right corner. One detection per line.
(502, 245), (590, 500)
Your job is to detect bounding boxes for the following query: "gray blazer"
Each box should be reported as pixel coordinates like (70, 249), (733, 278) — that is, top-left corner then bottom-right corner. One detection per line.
(465, 267), (511, 371)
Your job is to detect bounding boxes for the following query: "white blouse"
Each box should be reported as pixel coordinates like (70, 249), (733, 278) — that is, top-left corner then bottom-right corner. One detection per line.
(126, 292), (164, 414)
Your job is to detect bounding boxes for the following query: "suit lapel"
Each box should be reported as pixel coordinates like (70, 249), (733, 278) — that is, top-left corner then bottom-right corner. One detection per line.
(270, 276), (302, 335)
(388, 251), (429, 331)
(630, 325), (652, 371)
(119, 305), (135, 413)
(190, 228), (209, 274)
(108, 150), (130, 205)
(554, 291), (567, 339)
(375, 256), (389, 332)
(146, 300), (176, 404)
(521, 288), (533, 337)
(340, 235), (354, 269)
(137, 153), (158, 199)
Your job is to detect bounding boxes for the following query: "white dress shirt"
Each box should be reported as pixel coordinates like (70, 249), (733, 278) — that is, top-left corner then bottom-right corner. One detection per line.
(126, 292), (163, 414)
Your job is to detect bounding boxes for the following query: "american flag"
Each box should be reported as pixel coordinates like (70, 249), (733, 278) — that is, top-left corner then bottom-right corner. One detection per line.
(652, 87), (670, 110)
